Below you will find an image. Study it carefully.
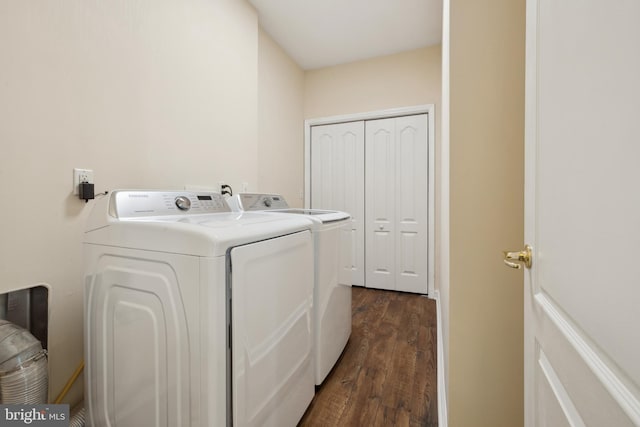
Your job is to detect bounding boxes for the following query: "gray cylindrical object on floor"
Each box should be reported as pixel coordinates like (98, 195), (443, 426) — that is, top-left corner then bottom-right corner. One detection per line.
(0, 319), (48, 404)
(70, 404), (86, 427)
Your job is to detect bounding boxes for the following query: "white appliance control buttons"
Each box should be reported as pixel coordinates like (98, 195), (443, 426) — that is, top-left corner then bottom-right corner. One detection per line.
(175, 196), (192, 211)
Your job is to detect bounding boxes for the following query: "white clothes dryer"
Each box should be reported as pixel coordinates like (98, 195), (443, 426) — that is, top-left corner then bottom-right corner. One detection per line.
(83, 190), (315, 427)
(228, 193), (352, 385)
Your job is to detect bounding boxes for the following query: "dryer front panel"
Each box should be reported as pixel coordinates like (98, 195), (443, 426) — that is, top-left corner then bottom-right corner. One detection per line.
(229, 230), (314, 427)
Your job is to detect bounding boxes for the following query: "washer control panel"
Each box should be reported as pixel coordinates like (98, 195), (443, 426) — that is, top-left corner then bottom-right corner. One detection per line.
(111, 191), (230, 218)
(238, 193), (289, 211)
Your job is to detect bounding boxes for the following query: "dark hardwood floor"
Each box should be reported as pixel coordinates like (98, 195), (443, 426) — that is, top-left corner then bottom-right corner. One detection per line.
(299, 286), (438, 427)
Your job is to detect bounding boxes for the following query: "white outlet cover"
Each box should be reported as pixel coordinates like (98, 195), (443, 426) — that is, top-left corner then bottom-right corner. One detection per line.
(73, 168), (94, 195)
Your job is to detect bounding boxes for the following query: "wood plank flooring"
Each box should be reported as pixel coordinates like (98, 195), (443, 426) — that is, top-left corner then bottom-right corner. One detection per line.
(299, 286), (438, 427)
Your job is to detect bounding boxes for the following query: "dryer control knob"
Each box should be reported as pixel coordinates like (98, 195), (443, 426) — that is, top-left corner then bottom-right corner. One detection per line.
(175, 196), (191, 211)
(263, 198), (272, 207)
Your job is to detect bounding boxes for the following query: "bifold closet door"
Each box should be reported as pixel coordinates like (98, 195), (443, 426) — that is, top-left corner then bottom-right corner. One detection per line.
(310, 121), (365, 287)
(365, 115), (428, 293)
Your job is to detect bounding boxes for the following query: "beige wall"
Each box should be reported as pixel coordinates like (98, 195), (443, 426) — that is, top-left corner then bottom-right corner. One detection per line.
(257, 28), (305, 207)
(304, 46), (441, 120)
(448, 0), (525, 425)
(0, 0), (258, 404)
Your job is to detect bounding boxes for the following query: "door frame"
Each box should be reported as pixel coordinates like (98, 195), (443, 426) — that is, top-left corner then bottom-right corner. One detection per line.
(303, 104), (436, 296)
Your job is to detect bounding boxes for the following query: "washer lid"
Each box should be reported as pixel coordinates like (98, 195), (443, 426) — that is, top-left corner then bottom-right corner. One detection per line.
(230, 193), (351, 223)
(267, 208), (351, 224)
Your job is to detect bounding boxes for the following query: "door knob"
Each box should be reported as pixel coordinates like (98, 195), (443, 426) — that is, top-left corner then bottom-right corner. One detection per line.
(503, 245), (532, 269)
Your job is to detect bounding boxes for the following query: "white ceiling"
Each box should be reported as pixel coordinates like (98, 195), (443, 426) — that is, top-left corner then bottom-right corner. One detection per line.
(249, 0), (443, 70)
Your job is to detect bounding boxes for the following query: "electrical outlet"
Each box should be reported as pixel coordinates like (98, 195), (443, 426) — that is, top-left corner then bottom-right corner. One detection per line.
(73, 168), (94, 195)
(242, 182), (249, 192)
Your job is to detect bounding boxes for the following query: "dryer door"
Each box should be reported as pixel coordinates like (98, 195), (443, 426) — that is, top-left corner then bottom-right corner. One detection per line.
(229, 230), (314, 427)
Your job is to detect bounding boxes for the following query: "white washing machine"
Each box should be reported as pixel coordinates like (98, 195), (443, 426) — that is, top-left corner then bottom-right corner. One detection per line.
(83, 190), (315, 427)
(228, 193), (352, 385)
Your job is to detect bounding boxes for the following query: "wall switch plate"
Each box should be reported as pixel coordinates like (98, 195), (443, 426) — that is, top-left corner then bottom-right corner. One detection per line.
(73, 168), (94, 195)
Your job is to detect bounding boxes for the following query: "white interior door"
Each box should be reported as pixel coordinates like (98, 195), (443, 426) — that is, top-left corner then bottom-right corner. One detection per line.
(365, 115), (428, 293)
(524, 1), (640, 425)
(310, 122), (365, 287)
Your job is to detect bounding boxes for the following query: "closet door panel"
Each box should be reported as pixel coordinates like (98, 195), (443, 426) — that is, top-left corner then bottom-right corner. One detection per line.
(310, 122), (365, 286)
(365, 118), (396, 290)
(395, 115), (428, 293)
(310, 132), (333, 209)
(342, 129), (365, 287)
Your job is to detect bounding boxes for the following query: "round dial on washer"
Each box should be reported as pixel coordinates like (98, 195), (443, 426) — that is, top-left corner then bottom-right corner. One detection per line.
(262, 198), (272, 207)
(175, 196), (192, 211)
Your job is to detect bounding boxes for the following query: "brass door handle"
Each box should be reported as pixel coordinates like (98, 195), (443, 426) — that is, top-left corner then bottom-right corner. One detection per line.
(503, 245), (532, 269)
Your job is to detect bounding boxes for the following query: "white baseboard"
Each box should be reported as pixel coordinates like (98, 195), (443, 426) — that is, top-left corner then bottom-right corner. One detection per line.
(433, 290), (448, 426)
